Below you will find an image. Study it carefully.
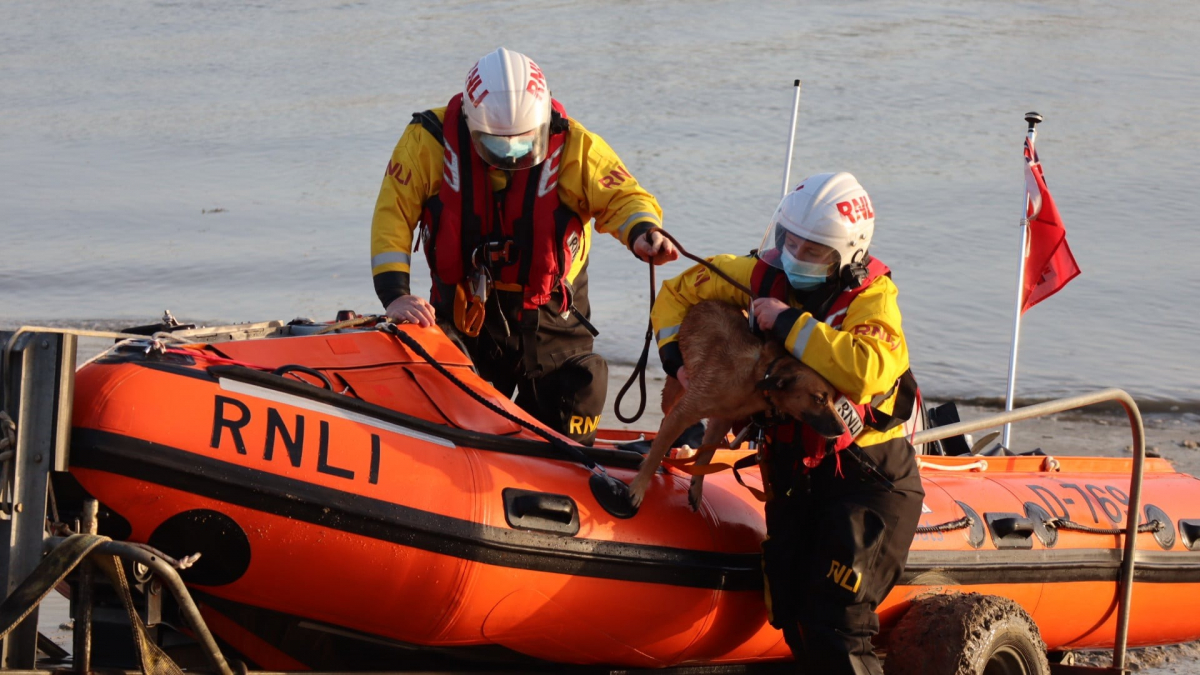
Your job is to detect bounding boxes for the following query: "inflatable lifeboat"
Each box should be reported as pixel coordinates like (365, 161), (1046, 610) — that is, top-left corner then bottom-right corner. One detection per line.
(62, 319), (1200, 671)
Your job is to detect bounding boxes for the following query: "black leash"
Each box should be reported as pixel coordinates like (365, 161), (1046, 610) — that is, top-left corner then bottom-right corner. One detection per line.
(613, 263), (655, 423)
(656, 229), (754, 296)
(613, 229), (758, 424)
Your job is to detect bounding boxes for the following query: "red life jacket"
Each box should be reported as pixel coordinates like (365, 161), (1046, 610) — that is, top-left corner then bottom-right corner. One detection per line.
(748, 255), (901, 471)
(421, 94), (584, 311)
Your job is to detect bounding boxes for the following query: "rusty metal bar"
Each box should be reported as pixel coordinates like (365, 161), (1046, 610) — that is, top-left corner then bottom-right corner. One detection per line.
(912, 388), (1145, 671)
(71, 501), (98, 674)
(71, 559), (92, 674)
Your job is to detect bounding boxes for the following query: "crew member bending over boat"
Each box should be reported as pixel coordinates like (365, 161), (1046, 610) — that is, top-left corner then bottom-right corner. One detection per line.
(651, 172), (923, 675)
(370, 47), (677, 445)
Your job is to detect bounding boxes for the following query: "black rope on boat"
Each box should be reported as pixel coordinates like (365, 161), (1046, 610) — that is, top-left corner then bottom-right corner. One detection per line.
(914, 516), (1165, 537)
(381, 323), (603, 475)
(271, 364), (334, 390)
(1046, 518), (1164, 535)
(915, 516), (973, 534)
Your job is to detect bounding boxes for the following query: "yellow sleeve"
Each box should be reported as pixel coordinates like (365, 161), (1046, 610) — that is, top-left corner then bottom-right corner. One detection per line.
(651, 255), (756, 348)
(369, 109), (446, 277)
(782, 276), (910, 404)
(555, 119), (663, 247)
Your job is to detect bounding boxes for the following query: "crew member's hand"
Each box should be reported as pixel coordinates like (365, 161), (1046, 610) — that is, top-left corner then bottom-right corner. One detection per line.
(752, 298), (789, 331)
(676, 366), (689, 390)
(633, 229), (679, 265)
(385, 295), (436, 328)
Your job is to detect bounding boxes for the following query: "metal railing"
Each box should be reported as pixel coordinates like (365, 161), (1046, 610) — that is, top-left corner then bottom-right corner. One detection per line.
(913, 388), (1146, 672)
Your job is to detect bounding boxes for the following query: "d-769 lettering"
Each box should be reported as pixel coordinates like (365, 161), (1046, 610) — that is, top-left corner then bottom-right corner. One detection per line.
(1026, 480), (1129, 524)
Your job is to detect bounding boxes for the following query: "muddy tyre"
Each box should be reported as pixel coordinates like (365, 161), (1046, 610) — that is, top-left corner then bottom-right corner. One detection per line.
(884, 593), (1050, 675)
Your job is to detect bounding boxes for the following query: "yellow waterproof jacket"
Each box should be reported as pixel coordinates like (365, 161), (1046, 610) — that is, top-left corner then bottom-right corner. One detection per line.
(651, 254), (910, 446)
(370, 106), (663, 306)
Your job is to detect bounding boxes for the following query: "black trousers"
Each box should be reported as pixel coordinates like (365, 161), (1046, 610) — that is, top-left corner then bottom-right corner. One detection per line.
(761, 436), (924, 675)
(436, 270), (608, 445)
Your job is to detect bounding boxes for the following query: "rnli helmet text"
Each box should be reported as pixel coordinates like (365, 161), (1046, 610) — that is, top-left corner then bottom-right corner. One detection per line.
(836, 196), (874, 224)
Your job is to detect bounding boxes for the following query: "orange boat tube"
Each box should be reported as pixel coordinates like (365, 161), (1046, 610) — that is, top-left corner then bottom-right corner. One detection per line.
(65, 324), (1200, 670)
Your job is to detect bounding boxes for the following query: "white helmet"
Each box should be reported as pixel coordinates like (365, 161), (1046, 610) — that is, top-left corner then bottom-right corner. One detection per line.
(757, 172), (875, 288)
(461, 47), (552, 171)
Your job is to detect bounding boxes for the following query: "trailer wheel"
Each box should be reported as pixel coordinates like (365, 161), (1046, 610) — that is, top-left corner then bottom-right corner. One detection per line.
(884, 593), (1050, 675)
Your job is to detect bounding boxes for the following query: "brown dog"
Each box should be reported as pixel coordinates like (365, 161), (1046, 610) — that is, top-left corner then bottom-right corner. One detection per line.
(628, 300), (847, 510)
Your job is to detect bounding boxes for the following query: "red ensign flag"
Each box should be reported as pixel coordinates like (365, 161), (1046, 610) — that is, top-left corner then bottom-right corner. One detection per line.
(1021, 137), (1080, 313)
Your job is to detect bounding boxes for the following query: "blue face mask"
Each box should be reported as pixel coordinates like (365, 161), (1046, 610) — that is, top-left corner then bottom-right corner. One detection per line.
(781, 249), (832, 290)
(479, 134), (534, 160)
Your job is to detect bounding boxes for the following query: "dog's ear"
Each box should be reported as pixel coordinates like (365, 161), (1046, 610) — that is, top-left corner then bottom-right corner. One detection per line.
(755, 375), (794, 392)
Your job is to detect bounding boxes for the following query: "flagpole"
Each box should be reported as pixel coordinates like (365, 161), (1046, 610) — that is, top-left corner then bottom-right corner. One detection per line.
(751, 80), (803, 336)
(780, 79), (802, 198)
(1001, 111), (1043, 449)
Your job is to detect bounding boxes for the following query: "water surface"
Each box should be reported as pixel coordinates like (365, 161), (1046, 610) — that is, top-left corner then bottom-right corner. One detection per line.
(3, 0), (1198, 406)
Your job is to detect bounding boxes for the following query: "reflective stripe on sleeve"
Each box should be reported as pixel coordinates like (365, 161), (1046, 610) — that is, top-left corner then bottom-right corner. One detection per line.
(617, 212), (660, 237)
(372, 251), (411, 268)
(790, 320), (817, 360)
(655, 325), (681, 343)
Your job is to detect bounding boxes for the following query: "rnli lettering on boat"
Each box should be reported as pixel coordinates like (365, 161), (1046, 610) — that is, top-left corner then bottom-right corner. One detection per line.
(210, 395), (381, 484)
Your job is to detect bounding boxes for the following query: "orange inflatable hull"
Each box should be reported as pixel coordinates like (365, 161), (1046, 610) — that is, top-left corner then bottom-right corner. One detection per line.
(66, 326), (1200, 669)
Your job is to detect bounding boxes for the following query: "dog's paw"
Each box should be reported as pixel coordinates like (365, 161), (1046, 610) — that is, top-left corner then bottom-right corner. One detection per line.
(629, 490), (645, 509)
(628, 477), (648, 509)
(688, 477), (704, 512)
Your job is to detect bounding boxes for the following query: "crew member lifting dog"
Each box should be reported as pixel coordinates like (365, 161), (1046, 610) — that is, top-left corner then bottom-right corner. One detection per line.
(651, 172), (923, 675)
(370, 48), (677, 445)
